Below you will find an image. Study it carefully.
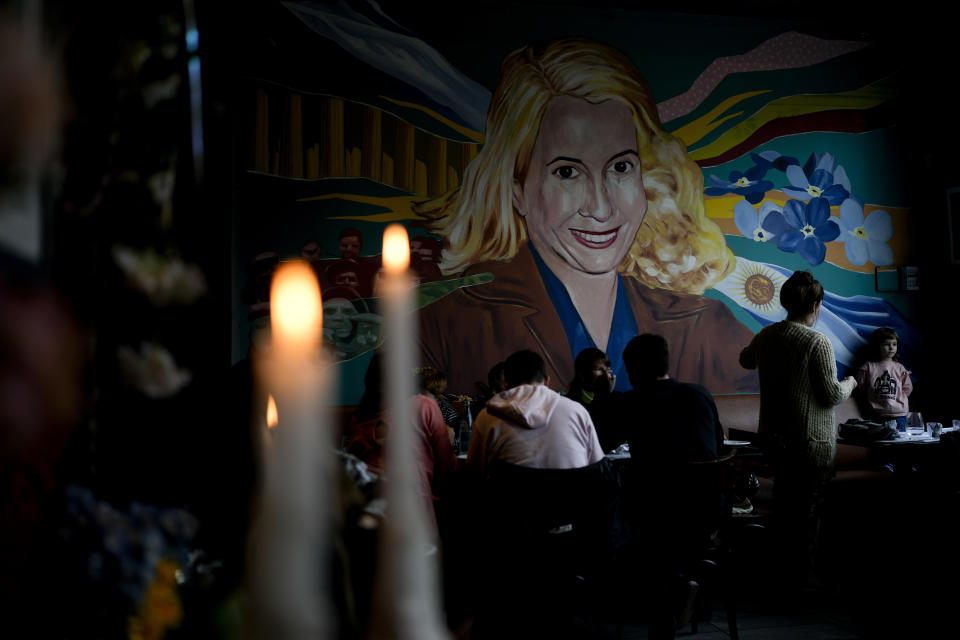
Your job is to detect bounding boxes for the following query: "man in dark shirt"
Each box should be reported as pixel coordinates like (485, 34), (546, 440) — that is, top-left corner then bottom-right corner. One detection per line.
(622, 333), (724, 468)
(600, 333), (726, 638)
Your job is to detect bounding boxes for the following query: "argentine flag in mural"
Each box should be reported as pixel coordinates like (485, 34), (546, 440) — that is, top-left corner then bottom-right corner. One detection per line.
(713, 257), (918, 379)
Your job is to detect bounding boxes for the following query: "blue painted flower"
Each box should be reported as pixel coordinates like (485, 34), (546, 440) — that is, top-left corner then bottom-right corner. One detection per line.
(761, 197), (841, 265)
(782, 152), (851, 205)
(734, 199), (781, 242)
(751, 150), (799, 173)
(838, 197), (893, 266)
(705, 163), (774, 204)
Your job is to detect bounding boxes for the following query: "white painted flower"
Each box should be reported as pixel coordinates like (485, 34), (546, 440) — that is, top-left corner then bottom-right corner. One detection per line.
(838, 198), (893, 266)
(117, 342), (192, 398)
(113, 246), (206, 306)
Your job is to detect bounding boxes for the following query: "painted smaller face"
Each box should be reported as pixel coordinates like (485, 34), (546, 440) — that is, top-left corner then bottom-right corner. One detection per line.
(334, 270), (360, 288)
(323, 298), (358, 338)
(339, 235), (362, 259)
(880, 339), (898, 360)
(301, 240), (323, 262)
(513, 97), (647, 276)
(354, 319), (382, 347)
(410, 238), (437, 261)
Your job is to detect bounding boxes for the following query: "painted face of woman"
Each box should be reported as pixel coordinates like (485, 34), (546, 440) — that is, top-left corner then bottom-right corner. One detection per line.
(513, 97), (648, 276)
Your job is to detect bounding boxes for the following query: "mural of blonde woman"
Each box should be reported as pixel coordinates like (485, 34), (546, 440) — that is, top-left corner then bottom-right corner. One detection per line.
(415, 37), (758, 395)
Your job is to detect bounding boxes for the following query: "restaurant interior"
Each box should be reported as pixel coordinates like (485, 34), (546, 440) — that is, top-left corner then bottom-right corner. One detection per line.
(2, 0), (959, 638)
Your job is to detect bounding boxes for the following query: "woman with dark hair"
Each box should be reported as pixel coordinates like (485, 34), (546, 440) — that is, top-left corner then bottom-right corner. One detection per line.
(345, 355), (457, 537)
(416, 366), (459, 444)
(567, 348), (621, 451)
(345, 353), (388, 473)
(567, 347), (615, 408)
(739, 270), (856, 595)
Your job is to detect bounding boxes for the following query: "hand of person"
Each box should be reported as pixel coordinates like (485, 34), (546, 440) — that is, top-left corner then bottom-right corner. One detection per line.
(446, 425), (456, 446)
(843, 375), (856, 386)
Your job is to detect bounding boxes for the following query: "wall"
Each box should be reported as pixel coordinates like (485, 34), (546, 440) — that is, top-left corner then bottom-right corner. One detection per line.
(230, 2), (930, 406)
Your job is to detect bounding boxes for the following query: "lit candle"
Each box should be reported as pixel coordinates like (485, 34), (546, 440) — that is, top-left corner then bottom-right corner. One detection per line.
(265, 395), (278, 431)
(368, 225), (449, 640)
(248, 260), (332, 637)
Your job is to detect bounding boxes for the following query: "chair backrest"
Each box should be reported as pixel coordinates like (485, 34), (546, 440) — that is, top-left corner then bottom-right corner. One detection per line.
(683, 450), (737, 506)
(480, 458), (623, 571)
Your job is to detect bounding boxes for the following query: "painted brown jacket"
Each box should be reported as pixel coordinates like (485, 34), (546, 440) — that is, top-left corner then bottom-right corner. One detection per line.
(417, 244), (759, 396)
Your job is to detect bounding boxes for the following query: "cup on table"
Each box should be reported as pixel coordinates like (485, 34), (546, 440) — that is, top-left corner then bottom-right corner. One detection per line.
(927, 422), (943, 438)
(906, 412), (925, 435)
(953, 419), (960, 431)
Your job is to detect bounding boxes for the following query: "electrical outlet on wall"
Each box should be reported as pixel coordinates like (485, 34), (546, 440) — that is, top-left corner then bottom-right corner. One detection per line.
(901, 265), (919, 291)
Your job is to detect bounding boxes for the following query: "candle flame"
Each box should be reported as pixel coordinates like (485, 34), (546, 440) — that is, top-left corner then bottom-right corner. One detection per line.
(270, 261), (322, 352)
(266, 395), (278, 429)
(381, 224), (410, 275)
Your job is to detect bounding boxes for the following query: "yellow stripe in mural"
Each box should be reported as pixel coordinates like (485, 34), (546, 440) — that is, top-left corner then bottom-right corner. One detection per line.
(297, 193), (425, 222)
(687, 81), (894, 162)
(380, 95), (484, 143)
(704, 193), (789, 219)
(668, 90), (772, 148)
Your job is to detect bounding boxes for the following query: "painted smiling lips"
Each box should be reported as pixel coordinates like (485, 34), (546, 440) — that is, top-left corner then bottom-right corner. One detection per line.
(571, 228), (619, 249)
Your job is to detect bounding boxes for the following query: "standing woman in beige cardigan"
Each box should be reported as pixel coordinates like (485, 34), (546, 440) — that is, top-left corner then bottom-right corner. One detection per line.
(739, 270), (856, 596)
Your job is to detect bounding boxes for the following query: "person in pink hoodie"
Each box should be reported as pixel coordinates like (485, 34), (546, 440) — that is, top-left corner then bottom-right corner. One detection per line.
(855, 327), (913, 432)
(465, 349), (604, 478)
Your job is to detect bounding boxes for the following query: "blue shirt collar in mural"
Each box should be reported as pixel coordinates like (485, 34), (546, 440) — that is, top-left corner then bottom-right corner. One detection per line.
(528, 242), (636, 392)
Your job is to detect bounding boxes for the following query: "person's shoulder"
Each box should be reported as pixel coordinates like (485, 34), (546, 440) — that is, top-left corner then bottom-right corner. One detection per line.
(556, 391), (592, 418)
(678, 380), (714, 401)
(555, 388), (583, 408)
(808, 326), (834, 346)
(412, 393), (441, 413)
(776, 319), (820, 342)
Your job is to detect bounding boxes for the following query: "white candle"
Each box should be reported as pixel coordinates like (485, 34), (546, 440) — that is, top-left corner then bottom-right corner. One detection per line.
(248, 260), (332, 638)
(368, 225), (450, 640)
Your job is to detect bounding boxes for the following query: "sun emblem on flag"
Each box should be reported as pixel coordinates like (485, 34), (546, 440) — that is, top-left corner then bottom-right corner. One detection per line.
(729, 261), (785, 315)
(744, 274), (775, 306)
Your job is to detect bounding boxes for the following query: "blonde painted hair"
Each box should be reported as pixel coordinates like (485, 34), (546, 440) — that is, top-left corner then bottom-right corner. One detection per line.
(414, 38), (733, 294)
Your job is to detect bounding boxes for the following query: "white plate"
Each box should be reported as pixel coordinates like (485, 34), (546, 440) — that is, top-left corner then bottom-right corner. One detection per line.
(723, 440), (752, 447)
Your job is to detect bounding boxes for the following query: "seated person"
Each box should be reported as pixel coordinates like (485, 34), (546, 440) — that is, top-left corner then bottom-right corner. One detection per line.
(622, 334), (724, 467)
(567, 347), (620, 451)
(466, 349), (604, 478)
(346, 353), (457, 537)
(415, 366), (458, 443)
(468, 360), (506, 422)
(345, 354), (389, 474)
(617, 334), (727, 636)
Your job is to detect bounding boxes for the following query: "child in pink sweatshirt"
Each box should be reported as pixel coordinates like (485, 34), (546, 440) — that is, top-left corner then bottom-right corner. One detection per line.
(855, 327), (913, 432)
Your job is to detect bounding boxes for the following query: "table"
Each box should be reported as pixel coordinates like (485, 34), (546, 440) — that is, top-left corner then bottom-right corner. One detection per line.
(837, 431), (947, 474)
(603, 441), (754, 460)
